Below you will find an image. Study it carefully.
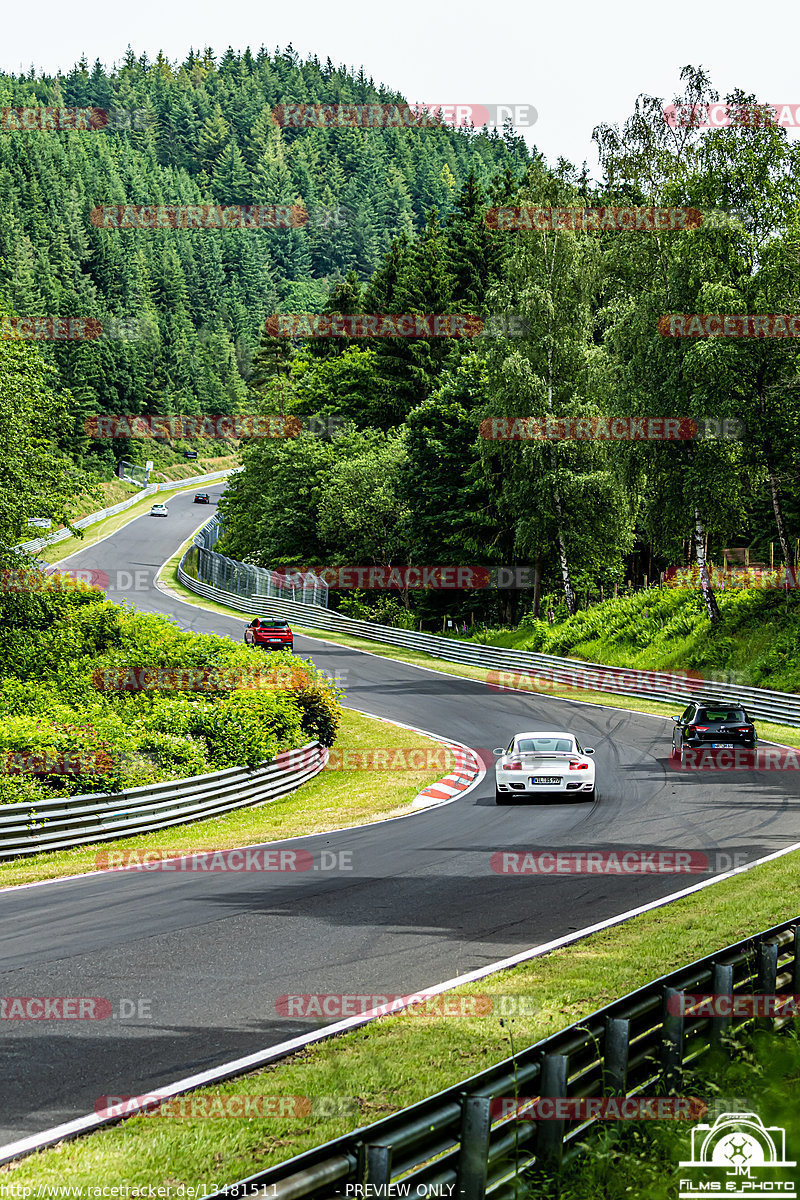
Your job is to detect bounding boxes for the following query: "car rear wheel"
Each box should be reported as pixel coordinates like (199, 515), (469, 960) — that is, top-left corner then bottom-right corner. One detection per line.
(495, 788), (510, 805)
(584, 787), (596, 801)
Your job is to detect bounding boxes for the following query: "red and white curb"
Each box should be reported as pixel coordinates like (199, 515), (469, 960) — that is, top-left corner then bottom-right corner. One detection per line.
(412, 741), (483, 808)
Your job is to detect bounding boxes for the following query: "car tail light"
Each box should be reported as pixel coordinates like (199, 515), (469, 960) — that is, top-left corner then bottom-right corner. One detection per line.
(737, 727), (752, 733)
(687, 725), (709, 734)
(502, 761), (523, 771)
(568, 760), (589, 770)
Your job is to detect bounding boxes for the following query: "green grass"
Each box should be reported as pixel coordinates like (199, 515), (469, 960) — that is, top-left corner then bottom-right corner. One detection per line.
(31, 465), (240, 566)
(161, 563), (800, 751)
(5, 536), (797, 1188)
(462, 586), (800, 694)
(6, 846), (800, 1191)
(523, 1026), (800, 1198)
(0, 707), (455, 890)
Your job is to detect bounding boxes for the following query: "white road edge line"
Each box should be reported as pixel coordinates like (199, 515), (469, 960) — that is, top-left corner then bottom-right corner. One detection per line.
(3, 527), (794, 1160)
(0, 719), (484, 895)
(49, 481), (233, 569)
(3, 833), (800, 1165)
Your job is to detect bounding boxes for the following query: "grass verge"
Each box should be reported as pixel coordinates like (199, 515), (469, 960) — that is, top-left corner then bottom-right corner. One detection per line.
(161, 562), (800, 752)
(0, 707), (455, 890)
(32, 467), (239, 567)
(5, 846), (800, 1189)
(524, 1026), (800, 1198)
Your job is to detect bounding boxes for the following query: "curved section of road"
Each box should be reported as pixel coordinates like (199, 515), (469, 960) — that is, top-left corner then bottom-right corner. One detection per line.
(2, 483), (799, 1147)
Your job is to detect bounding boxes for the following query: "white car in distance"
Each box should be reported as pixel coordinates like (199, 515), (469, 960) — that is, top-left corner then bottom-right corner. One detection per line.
(494, 731), (596, 804)
(150, 503), (169, 517)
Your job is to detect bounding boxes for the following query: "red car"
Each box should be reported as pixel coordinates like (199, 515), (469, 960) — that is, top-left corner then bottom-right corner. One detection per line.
(244, 618), (294, 652)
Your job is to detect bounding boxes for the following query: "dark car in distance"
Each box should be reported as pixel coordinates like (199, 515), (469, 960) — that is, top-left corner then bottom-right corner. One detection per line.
(671, 699), (756, 762)
(193, 493), (211, 504)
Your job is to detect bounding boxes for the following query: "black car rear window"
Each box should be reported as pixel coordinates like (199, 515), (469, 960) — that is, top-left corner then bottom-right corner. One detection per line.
(696, 708), (748, 723)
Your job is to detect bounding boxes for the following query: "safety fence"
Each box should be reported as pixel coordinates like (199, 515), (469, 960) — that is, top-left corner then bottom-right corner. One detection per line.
(178, 523), (800, 728)
(213, 916), (800, 1198)
(0, 741), (326, 860)
(188, 516), (329, 607)
(18, 468), (240, 555)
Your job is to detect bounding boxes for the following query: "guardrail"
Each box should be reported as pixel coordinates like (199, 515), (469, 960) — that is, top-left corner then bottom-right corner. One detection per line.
(191, 524), (329, 607)
(0, 742), (326, 860)
(18, 467), (240, 555)
(178, 528), (800, 728)
(214, 915), (800, 1199)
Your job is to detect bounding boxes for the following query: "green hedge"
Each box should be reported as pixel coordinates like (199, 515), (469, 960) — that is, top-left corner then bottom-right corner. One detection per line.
(0, 573), (342, 805)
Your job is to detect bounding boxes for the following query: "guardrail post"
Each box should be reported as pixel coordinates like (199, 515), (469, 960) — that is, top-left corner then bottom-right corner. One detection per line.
(456, 1095), (492, 1200)
(358, 1142), (392, 1187)
(536, 1053), (568, 1167)
(662, 988), (684, 1092)
(792, 925), (800, 995)
(604, 1017), (630, 1094)
(757, 941), (779, 1030)
(711, 963), (734, 1046)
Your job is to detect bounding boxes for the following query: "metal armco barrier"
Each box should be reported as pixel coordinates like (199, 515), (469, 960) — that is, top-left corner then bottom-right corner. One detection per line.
(178, 526), (800, 728)
(0, 742), (325, 860)
(191, 515), (329, 605)
(213, 916), (800, 1199)
(18, 467), (240, 555)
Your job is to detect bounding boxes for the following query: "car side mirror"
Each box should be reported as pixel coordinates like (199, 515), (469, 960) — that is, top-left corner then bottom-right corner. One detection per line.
(672, 716), (680, 723)
(493, 747), (505, 756)
(583, 747), (595, 754)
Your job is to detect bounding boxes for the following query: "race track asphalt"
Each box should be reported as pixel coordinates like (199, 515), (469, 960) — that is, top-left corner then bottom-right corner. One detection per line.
(2, 483), (798, 1146)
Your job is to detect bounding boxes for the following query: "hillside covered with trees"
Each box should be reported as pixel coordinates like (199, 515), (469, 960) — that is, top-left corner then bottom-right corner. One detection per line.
(0, 45), (529, 476)
(216, 67), (800, 634)
(2, 56), (799, 643)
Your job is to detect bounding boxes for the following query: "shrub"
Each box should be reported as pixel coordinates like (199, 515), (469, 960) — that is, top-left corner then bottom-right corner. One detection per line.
(0, 583), (344, 797)
(118, 732), (210, 789)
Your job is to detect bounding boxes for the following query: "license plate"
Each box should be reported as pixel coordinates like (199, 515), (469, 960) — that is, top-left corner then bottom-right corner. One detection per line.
(711, 743), (734, 748)
(531, 776), (560, 785)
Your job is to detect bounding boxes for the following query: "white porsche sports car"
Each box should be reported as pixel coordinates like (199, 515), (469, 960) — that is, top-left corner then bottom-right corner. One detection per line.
(493, 731), (596, 804)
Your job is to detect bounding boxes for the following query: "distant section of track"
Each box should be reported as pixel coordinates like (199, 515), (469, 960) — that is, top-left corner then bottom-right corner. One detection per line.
(2, 482), (798, 1147)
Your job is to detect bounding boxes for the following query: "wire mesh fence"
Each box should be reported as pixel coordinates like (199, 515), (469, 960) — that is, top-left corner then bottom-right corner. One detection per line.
(192, 518), (329, 607)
